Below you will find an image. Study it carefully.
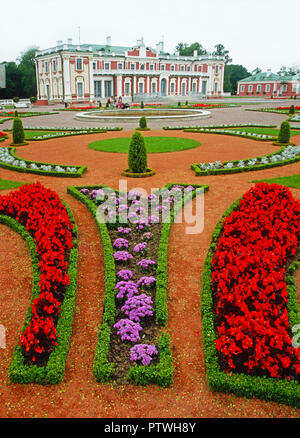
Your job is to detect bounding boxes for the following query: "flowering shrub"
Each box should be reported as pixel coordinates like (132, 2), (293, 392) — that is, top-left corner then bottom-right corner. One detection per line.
(137, 259), (156, 272)
(121, 294), (153, 322)
(133, 242), (148, 255)
(115, 281), (139, 299)
(212, 183), (300, 380)
(137, 276), (156, 289)
(113, 319), (142, 342)
(113, 238), (129, 249)
(113, 251), (133, 262)
(0, 182), (74, 364)
(117, 269), (133, 280)
(130, 344), (158, 365)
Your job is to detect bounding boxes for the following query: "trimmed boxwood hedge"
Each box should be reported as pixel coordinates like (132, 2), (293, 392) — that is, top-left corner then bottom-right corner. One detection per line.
(3, 199), (78, 384)
(201, 199), (300, 406)
(0, 147), (87, 177)
(68, 182), (209, 387)
(191, 147), (300, 176)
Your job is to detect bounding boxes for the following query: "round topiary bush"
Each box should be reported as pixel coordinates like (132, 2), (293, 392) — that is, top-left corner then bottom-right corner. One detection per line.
(139, 116), (147, 129)
(278, 120), (291, 144)
(12, 117), (27, 145)
(128, 131), (148, 173)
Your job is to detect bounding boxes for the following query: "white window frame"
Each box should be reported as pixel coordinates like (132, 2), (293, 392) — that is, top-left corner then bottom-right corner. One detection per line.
(181, 65), (185, 72)
(170, 82), (175, 94)
(117, 63), (123, 70)
(44, 61), (48, 73)
(265, 84), (270, 92)
(240, 85), (245, 92)
(125, 82), (130, 95)
(130, 63), (135, 70)
(93, 62), (97, 71)
(160, 64), (165, 71)
(151, 82), (156, 93)
(215, 65), (219, 74)
(77, 81), (84, 97)
(248, 84), (253, 92)
(52, 60), (56, 72)
(104, 62), (110, 71)
(76, 58), (83, 71)
(171, 64), (175, 72)
(257, 84), (261, 92)
(149, 64), (154, 71)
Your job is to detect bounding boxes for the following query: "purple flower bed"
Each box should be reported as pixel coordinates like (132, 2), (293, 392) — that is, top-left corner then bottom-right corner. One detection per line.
(113, 238), (129, 249)
(113, 251), (133, 262)
(121, 294), (153, 322)
(115, 281), (139, 299)
(114, 319), (142, 342)
(137, 259), (156, 272)
(117, 269), (134, 280)
(137, 276), (156, 289)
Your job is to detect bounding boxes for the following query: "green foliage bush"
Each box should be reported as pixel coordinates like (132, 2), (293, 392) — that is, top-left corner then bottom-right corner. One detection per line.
(289, 105), (295, 115)
(278, 120), (291, 144)
(140, 101), (144, 109)
(128, 131), (148, 173)
(12, 117), (25, 144)
(139, 116), (147, 129)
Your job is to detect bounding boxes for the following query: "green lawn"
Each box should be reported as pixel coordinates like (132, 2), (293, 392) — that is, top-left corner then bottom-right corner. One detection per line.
(252, 174), (300, 189)
(88, 136), (201, 153)
(227, 127), (300, 137)
(0, 179), (26, 190)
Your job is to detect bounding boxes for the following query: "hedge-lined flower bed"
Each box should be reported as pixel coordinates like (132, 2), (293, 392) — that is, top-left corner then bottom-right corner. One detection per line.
(68, 182), (209, 386)
(0, 182), (78, 384)
(0, 131), (8, 142)
(163, 123), (277, 131)
(202, 183), (300, 406)
(184, 127), (275, 141)
(191, 145), (300, 176)
(0, 147), (86, 177)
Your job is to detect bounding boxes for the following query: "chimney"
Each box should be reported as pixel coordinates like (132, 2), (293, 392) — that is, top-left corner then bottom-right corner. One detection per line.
(57, 40), (63, 46)
(137, 39), (141, 46)
(193, 49), (197, 57)
(67, 38), (72, 45)
(106, 36), (111, 46)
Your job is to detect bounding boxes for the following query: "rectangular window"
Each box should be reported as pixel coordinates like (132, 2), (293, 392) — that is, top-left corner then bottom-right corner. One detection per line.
(187, 66), (190, 72)
(45, 61), (48, 73)
(257, 85), (261, 92)
(192, 82), (196, 93)
(138, 82), (144, 94)
(265, 84), (270, 92)
(140, 64), (145, 70)
(160, 64), (165, 71)
(171, 65), (175, 71)
(181, 65), (184, 71)
(150, 64), (154, 71)
(125, 82), (130, 95)
(77, 82), (83, 96)
(215, 65), (219, 74)
(94, 80), (102, 97)
(248, 85), (253, 92)
(151, 82), (156, 93)
(76, 58), (83, 71)
(104, 62), (110, 70)
(93, 62), (97, 71)
(130, 63), (135, 70)
(104, 80), (112, 97)
(52, 60), (56, 72)
(118, 63), (123, 70)
(240, 85), (245, 92)
(214, 82), (218, 93)
(170, 83), (175, 93)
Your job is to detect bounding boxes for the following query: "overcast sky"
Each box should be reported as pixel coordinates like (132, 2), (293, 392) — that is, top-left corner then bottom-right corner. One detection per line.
(1, 0), (299, 72)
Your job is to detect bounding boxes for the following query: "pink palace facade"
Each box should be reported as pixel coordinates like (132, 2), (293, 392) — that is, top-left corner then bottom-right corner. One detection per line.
(34, 37), (225, 104)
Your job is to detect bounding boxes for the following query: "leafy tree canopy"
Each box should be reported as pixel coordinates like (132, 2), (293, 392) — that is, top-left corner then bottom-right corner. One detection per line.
(175, 42), (207, 56)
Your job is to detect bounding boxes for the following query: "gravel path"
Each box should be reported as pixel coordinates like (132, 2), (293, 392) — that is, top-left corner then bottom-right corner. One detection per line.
(0, 124), (299, 418)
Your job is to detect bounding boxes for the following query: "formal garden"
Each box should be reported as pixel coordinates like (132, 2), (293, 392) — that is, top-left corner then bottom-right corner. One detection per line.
(0, 104), (299, 418)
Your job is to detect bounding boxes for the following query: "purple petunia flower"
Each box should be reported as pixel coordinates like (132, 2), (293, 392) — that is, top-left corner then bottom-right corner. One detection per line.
(137, 259), (156, 271)
(130, 344), (158, 365)
(142, 232), (153, 241)
(117, 226), (132, 236)
(114, 319), (142, 342)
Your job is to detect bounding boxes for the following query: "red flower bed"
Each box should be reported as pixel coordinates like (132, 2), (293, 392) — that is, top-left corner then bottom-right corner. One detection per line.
(276, 106), (300, 110)
(0, 131), (6, 137)
(212, 183), (300, 380)
(0, 182), (74, 365)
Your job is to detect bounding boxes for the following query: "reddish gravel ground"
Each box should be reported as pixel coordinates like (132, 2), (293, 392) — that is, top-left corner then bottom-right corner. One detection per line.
(0, 129), (299, 418)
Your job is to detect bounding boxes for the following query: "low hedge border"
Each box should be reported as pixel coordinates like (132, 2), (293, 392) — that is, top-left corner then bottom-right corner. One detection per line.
(68, 183), (209, 386)
(4, 198), (78, 384)
(163, 123), (277, 130)
(201, 199), (300, 406)
(121, 168), (156, 178)
(191, 147), (300, 176)
(0, 147), (87, 177)
(183, 128), (276, 142)
(25, 130), (107, 141)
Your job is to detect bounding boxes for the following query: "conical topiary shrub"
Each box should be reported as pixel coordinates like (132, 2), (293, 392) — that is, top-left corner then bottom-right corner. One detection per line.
(128, 131), (147, 173)
(12, 116), (26, 145)
(278, 120), (291, 144)
(289, 105), (295, 115)
(139, 116), (147, 129)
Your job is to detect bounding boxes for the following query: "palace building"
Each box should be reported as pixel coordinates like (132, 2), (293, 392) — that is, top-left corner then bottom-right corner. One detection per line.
(237, 70), (300, 98)
(34, 37), (225, 104)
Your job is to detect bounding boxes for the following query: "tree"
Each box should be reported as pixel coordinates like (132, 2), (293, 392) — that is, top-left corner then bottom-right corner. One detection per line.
(175, 42), (207, 56)
(213, 44), (232, 64)
(139, 116), (147, 129)
(17, 47), (38, 98)
(128, 131), (148, 173)
(12, 117), (25, 144)
(0, 62), (22, 99)
(224, 64), (250, 94)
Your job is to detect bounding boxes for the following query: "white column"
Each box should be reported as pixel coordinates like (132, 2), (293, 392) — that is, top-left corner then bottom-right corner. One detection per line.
(117, 75), (122, 97)
(101, 79), (105, 99)
(63, 56), (71, 100)
(89, 58), (95, 101)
